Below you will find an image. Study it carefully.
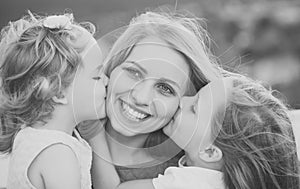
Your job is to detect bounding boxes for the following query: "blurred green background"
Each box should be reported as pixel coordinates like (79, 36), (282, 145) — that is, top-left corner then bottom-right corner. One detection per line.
(1, 0), (299, 108)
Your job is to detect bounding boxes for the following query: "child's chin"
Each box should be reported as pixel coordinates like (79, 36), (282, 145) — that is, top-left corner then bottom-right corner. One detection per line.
(97, 111), (106, 120)
(96, 104), (106, 119)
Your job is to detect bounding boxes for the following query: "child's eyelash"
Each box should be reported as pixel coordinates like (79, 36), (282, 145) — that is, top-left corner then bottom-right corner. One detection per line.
(92, 76), (101, 80)
(191, 105), (196, 113)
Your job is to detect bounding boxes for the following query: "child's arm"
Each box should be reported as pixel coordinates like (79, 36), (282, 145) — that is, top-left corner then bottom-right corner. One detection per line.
(77, 119), (122, 188)
(115, 179), (155, 189)
(91, 138), (176, 189)
(29, 144), (81, 189)
(88, 126), (156, 189)
(89, 129), (120, 188)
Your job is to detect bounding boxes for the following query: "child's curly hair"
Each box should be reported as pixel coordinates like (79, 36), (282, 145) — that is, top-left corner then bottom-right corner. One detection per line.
(213, 76), (299, 189)
(0, 11), (95, 153)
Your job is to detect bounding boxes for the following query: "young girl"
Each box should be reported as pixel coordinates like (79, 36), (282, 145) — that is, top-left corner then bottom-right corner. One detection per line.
(0, 12), (108, 189)
(92, 76), (299, 189)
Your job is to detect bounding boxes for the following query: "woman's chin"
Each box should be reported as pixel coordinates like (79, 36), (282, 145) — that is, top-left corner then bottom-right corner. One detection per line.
(110, 121), (138, 137)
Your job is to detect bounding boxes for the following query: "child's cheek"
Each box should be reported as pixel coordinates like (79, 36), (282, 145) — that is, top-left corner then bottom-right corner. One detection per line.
(97, 80), (107, 101)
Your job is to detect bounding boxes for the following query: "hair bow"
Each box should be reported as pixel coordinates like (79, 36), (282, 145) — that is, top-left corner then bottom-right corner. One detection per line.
(43, 14), (73, 30)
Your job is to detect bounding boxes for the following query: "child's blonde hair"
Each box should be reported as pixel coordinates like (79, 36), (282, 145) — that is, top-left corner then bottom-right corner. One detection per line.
(213, 76), (299, 189)
(0, 11), (96, 153)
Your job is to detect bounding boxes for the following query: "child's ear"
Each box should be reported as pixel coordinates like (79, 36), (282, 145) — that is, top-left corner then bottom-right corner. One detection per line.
(52, 95), (68, 105)
(198, 145), (223, 163)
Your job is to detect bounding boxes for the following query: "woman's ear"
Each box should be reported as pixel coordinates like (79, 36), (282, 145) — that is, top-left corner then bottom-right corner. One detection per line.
(52, 95), (68, 105)
(198, 145), (223, 163)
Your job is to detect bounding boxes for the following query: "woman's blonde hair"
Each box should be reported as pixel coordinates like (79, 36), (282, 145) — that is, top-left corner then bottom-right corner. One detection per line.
(213, 76), (299, 189)
(102, 11), (223, 155)
(0, 11), (96, 153)
(104, 11), (223, 90)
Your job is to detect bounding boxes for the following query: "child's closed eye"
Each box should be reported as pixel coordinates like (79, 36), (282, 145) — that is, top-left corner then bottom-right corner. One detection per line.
(191, 105), (196, 113)
(92, 76), (102, 80)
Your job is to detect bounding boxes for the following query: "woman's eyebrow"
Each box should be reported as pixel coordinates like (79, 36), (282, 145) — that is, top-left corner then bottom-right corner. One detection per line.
(125, 60), (147, 74)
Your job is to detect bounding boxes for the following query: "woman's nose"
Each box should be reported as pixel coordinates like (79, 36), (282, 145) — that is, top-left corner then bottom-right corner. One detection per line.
(130, 80), (153, 106)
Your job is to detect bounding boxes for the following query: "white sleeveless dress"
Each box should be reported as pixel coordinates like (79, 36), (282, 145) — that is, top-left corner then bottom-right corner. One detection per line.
(6, 127), (92, 189)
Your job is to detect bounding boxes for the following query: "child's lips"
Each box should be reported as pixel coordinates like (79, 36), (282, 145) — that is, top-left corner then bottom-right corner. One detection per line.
(164, 110), (181, 138)
(173, 108), (181, 121)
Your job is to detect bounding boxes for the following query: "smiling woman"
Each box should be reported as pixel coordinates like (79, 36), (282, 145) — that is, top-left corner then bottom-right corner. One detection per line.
(81, 11), (224, 188)
(106, 36), (190, 137)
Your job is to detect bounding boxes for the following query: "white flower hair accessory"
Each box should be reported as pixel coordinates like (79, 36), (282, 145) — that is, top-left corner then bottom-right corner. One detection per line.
(43, 14), (73, 30)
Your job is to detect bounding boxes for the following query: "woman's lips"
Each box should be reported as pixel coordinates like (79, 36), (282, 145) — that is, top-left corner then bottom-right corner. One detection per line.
(120, 99), (151, 122)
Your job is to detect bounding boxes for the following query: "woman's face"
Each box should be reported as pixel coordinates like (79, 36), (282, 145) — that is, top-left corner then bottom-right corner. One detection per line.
(106, 37), (191, 136)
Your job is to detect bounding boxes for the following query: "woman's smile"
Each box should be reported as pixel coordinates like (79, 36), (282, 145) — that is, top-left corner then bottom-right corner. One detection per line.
(120, 99), (152, 122)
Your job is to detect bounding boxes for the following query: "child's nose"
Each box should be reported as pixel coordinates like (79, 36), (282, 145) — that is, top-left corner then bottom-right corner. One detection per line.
(100, 73), (109, 87)
(180, 95), (198, 109)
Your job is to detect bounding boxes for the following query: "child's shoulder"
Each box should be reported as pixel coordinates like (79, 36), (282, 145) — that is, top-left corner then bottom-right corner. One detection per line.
(14, 127), (75, 148)
(8, 127), (87, 189)
(28, 142), (81, 188)
(14, 127), (91, 155)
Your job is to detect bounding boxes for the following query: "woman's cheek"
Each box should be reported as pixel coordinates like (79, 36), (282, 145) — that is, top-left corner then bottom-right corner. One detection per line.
(110, 70), (136, 93)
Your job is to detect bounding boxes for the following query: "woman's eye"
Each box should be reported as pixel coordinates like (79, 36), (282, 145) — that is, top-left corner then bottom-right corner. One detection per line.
(92, 76), (101, 80)
(123, 67), (142, 79)
(157, 83), (175, 96)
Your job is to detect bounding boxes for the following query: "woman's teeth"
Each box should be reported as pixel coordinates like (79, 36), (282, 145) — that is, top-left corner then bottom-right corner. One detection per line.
(121, 101), (148, 122)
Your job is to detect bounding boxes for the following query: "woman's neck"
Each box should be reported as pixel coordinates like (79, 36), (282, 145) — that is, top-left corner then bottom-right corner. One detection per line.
(105, 121), (155, 166)
(106, 120), (149, 148)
